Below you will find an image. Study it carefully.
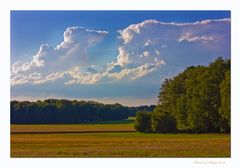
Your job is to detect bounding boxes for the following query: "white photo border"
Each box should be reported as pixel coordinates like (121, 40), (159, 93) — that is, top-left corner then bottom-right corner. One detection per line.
(0, 0), (239, 168)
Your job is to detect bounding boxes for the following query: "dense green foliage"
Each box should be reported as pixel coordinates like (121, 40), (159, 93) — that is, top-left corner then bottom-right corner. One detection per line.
(134, 111), (152, 133)
(151, 106), (177, 133)
(219, 70), (231, 132)
(11, 99), (155, 124)
(135, 57), (230, 133)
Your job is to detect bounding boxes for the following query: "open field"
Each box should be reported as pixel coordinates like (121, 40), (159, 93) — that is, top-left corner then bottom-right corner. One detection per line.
(11, 123), (135, 134)
(11, 123), (230, 158)
(11, 117), (135, 134)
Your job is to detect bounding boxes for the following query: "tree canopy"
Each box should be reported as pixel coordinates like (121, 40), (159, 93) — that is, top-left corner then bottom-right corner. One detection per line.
(135, 57), (230, 133)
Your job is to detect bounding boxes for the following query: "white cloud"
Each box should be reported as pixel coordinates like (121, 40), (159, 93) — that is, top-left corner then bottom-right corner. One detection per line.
(11, 74), (29, 86)
(178, 32), (215, 42)
(11, 18), (230, 86)
(107, 60), (165, 81)
(11, 44), (55, 76)
(143, 51), (150, 57)
(118, 20), (159, 44)
(116, 47), (130, 67)
(55, 27), (108, 55)
(107, 18), (229, 84)
(11, 27), (108, 86)
(63, 65), (114, 85)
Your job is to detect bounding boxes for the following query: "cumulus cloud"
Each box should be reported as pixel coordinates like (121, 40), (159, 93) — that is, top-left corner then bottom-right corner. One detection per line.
(11, 44), (50, 75)
(118, 20), (160, 44)
(56, 27), (108, 49)
(11, 18), (230, 86)
(11, 27), (108, 86)
(113, 18), (230, 73)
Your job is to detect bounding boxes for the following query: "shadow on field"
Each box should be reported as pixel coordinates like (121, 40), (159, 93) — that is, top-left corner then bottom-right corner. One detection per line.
(11, 130), (136, 134)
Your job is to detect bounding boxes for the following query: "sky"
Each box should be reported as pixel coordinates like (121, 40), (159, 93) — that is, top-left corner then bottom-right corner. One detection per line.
(10, 11), (231, 106)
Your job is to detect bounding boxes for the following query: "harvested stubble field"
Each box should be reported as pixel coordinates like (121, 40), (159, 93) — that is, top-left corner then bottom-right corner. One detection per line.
(11, 123), (230, 158)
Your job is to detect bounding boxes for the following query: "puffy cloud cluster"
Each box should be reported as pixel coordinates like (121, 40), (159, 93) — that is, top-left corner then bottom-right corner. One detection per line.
(11, 18), (230, 86)
(56, 27), (108, 50)
(106, 18), (230, 82)
(11, 27), (108, 86)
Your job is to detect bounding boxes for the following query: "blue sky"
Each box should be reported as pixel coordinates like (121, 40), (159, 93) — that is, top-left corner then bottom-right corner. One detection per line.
(11, 11), (231, 106)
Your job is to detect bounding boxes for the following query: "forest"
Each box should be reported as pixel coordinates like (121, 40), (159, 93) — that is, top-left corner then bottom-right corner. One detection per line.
(134, 57), (230, 133)
(11, 99), (155, 124)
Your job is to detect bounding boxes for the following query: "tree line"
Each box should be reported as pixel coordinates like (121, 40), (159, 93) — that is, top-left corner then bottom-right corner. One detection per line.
(134, 57), (230, 133)
(11, 99), (155, 124)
